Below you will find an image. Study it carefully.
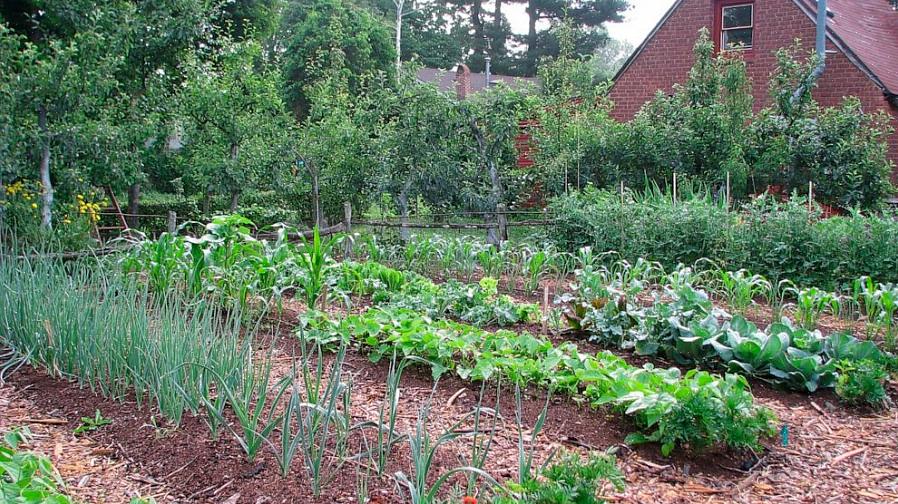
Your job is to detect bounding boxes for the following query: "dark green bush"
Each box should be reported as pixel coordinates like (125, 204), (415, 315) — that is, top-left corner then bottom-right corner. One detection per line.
(549, 188), (898, 289)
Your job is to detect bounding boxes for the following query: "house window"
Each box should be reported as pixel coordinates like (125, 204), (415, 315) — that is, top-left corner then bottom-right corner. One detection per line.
(720, 3), (754, 51)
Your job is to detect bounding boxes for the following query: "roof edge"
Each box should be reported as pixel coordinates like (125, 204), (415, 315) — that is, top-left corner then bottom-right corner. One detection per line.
(790, 0), (894, 96)
(610, 0), (687, 89)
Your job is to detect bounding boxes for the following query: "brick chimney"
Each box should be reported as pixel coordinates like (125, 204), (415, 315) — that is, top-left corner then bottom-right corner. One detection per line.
(455, 64), (471, 100)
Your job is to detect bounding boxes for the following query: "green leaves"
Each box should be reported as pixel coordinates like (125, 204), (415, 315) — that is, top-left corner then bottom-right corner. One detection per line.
(305, 306), (775, 456)
(73, 410), (112, 436)
(1, 428), (72, 504)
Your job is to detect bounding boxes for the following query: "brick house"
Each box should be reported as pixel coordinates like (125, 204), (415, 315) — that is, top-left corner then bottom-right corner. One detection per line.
(608, 0), (898, 180)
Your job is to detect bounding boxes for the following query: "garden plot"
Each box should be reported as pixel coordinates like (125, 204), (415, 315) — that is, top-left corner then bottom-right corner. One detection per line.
(1, 224), (897, 503)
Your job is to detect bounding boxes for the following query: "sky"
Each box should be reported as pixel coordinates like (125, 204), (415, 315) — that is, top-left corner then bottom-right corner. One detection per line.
(505, 0), (678, 46)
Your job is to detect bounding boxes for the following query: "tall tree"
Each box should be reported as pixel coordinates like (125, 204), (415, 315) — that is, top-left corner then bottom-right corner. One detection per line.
(179, 39), (290, 213)
(280, 0), (395, 118)
(524, 0), (628, 74)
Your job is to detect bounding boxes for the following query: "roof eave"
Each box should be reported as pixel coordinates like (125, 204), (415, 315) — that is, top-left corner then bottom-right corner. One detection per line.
(610, 0), (687, 89)
(790, 0), (896, 96)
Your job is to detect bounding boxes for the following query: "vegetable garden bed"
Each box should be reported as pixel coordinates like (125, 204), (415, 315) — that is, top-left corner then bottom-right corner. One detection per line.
(1, 221), (897, 503)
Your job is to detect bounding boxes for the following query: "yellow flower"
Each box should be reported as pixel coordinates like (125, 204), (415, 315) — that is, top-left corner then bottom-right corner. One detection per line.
(31, 203), (38, 209)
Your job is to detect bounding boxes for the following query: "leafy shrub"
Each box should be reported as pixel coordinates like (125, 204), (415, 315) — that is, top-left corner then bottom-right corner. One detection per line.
(835, 359), (891, 409)
(550, 188), (898, 290)
(534, 32), (894, 209)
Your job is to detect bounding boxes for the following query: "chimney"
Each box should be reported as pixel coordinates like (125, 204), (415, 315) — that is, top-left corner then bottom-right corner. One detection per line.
(455, 64), (471, 100)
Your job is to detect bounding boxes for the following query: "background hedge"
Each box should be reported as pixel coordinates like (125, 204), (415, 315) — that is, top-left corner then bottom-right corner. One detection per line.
(549, 188), (898, 289)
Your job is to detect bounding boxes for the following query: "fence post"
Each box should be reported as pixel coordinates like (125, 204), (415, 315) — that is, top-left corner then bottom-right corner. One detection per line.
(726, 171), (731, 210)
(673, 172), (678, 207)
(343, 201), (353, 258)
(497, 203), (508, 243)
(167, 211), (177, 234)
(808, 181), (814, 213)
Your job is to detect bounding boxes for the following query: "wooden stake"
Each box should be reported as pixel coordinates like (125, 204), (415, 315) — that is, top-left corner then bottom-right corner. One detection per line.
(542, 284), (550, 333)
(167, 211), (177, 234)
(726, 171), (731, 209)
(343, 201), (353, 258)
(673, 172), (678, 206)
(808, 181), (814, 213)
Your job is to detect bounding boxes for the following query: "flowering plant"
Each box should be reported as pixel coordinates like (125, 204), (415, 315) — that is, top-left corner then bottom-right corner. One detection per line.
(1, 178), (105, 249)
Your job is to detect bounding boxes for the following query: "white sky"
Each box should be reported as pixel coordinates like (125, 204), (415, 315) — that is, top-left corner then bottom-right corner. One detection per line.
(505, 0), (678, 46)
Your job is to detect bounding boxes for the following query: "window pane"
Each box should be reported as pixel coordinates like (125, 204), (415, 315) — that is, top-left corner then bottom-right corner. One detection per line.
(723, 28), (753, 49)
(723, 5), (753, 28)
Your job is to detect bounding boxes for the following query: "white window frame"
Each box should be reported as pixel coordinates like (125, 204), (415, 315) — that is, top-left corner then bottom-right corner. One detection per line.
(721, 3), (754, 51)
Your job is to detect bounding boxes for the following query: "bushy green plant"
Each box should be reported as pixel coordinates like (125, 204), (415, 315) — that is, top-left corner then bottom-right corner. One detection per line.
(835, 359), (891, 409)
(550, 188), (898, 290)
(499, 450), (625, 504)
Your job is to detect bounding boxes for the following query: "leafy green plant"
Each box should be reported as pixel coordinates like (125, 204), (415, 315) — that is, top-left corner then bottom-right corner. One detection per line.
(787, 287), (841, 330)
(295, 226), (337, 309)
(293, 338), (354, 495)
(499, 449), (625, 504)
(1, 427), (72, 503)
(73, 410), (112, 436)
(835, 359), (891, 409)
(716, 269), (771, 313)
(198, 348), (289, 462)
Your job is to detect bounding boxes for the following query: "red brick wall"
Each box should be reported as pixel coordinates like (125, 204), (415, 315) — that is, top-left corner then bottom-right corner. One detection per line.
(608, 0), (898, 181)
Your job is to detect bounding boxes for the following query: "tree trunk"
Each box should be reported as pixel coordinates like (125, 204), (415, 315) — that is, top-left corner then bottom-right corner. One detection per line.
(526, 0), (538, 75)
(467, 112), (504, 247)
(203, 186), (212, 216)
(127, 183), (141, 228)
(472, 0), (484, 65)
(494, 0), (504, 49)
(395, 0), (403, 81)
(38, 105), (53, 230)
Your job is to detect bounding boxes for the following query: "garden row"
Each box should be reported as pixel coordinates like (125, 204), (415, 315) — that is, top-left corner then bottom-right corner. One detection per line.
(550, 189), (898, 290)
(562, 262), (896, 407)
(368, 232), (898, 351)
(304, 306), (776, 457)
